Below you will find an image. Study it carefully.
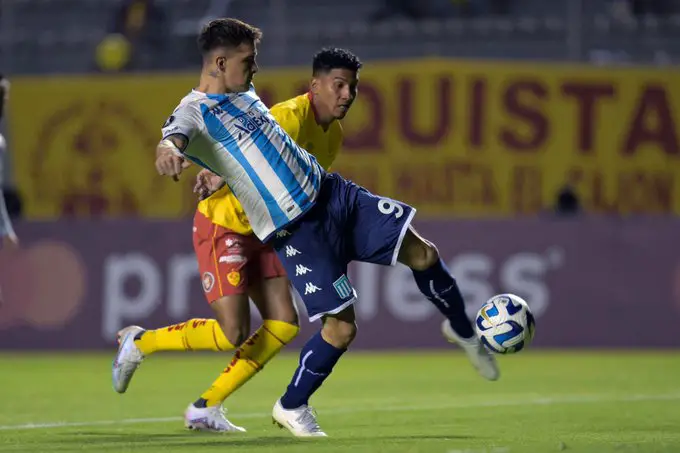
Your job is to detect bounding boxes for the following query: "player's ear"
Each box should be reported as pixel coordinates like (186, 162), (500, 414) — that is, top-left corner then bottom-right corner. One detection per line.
(310, 77), (320, 95)
(216, 56), (227, 72)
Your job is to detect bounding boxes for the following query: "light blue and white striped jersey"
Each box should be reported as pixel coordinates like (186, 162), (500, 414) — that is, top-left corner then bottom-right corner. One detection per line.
(162, 86), (325, 241)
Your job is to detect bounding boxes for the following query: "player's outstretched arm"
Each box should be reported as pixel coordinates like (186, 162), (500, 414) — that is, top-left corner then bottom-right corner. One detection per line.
(155, 134), (191, 181)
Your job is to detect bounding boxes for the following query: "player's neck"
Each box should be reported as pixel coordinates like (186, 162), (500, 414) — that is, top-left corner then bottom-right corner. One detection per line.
(196, 72), (232, 95)
(309, 93), (335, 131)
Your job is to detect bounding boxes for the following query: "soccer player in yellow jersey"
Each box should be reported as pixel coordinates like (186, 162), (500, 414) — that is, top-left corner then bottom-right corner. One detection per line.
(112, 47), (361, 432)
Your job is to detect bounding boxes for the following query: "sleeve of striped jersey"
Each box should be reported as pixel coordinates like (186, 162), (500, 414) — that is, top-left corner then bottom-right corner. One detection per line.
(161, 103), (202, 143)
(270, 107), (302, 143)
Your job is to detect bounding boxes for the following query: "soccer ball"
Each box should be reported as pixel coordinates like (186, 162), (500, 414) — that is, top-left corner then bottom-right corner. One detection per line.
(475, 294), (535, 354)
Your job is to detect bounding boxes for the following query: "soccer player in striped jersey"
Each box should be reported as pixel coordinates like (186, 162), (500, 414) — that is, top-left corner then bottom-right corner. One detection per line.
(112, 48), (359, 432)
(152, 18), (499, 438)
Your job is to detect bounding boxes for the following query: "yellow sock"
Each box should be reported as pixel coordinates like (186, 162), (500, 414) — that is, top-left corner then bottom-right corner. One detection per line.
(200, 320), (299, 406)
(135, 319), (236, 355)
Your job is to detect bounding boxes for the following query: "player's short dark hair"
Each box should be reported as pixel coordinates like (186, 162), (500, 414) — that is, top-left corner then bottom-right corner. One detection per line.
(197, 18), (262, 56)
(312, 48), (362, 76)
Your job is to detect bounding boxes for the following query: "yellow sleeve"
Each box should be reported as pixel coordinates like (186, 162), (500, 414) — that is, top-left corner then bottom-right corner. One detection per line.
(271, 106), (302, 143)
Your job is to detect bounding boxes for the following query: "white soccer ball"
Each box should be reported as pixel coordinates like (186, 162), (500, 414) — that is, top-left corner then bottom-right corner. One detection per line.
(475, 293), (535, 354)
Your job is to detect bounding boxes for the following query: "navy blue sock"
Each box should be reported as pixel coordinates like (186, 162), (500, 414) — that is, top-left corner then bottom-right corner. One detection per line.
(280, 331), (346, 409)
(412, 258), (475, 339)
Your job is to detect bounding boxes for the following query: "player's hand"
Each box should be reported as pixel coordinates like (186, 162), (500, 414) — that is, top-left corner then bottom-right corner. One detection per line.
(194, 169), (225, 200)
(155, 145), (191, 182)
(1, 232), (19, 250)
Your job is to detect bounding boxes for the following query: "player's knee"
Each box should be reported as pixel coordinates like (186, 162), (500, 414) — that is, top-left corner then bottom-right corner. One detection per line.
(400, 235), (439, 271)
(277, 311), (299, 326)
(266, 304), (299, 326)
(322, 318), (357, 349)
(216, 319), (249, 347)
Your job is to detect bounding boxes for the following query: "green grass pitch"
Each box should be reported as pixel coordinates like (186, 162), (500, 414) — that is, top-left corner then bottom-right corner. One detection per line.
(1, 351), (678, 452)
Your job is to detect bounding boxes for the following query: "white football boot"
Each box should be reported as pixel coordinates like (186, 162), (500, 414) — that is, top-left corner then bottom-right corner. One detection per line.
(112, 325), (145, 393)
(272, 399), (327, 437)
(441, 320), (500, 381)
(184, 403), (246, 433)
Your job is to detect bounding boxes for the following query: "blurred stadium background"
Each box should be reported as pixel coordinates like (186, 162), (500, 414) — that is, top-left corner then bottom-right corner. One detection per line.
(0, 1), (679, 451)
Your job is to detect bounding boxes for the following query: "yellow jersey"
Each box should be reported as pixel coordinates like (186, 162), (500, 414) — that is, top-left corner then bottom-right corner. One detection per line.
(197, 93), (343, 235)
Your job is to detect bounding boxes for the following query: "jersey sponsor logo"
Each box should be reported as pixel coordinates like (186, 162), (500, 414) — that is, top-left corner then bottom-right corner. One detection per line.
(232, 110), (274, 139)
(202, 272), (215, 293)
(333, 275), (354, 299)
(219, 255), (246, 264)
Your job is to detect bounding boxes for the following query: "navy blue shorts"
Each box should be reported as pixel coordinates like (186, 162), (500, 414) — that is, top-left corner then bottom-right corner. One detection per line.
(270, 173), (416, 321)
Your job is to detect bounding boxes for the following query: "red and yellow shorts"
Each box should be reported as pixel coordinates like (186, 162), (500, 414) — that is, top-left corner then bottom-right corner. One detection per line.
(193, 211), (286, 303)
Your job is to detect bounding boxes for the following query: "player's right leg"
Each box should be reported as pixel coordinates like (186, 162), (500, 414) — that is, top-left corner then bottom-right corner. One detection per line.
(188, 245), (300, 431)
(272, 306), (356, 437)
(340, 173), (498, 380)
(397, 227), (499, 381)
(182, 292), (250, 433)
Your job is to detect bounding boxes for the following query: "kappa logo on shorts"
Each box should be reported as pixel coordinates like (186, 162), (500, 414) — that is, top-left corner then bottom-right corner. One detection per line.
(304, 282), (321, 295)
(295, 265), (312, 276)
(227, 271), (241, 287)
(202, 272), (215, 293)
(285, 246), (301, 257)
(333, 275), (354, 299)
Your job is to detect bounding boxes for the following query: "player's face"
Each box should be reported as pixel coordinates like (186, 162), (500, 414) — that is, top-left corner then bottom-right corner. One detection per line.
(313, 69), (358, 120)
(220, 42), (259, 92)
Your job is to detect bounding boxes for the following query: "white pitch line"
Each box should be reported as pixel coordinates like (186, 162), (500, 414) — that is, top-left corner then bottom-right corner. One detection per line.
(0, 393), (678, 432)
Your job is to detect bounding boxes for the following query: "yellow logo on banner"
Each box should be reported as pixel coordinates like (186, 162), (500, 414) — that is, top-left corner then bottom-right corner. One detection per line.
(9, 75), (200, 219)
(9, 60), (680, 218)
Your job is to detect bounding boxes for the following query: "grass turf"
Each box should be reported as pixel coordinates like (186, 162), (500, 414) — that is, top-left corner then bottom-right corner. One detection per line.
(1, 351), (678, 452)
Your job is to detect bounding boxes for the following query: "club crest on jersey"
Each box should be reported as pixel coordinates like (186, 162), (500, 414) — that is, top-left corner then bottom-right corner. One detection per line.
(227, 271), (241, 287)
(333, 275), (354, 300)
(202, 272), (215, 293)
